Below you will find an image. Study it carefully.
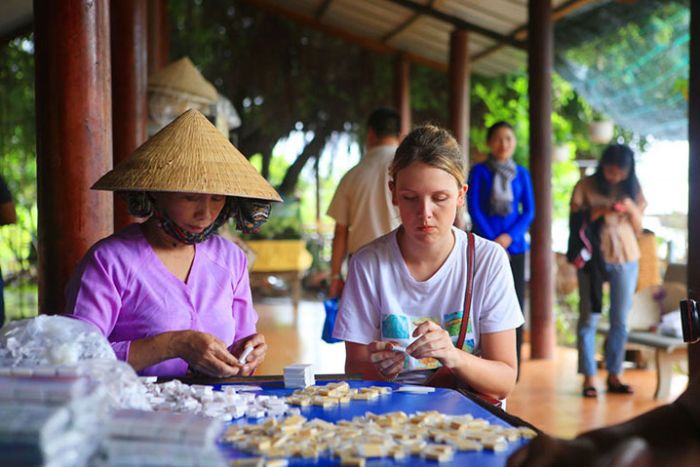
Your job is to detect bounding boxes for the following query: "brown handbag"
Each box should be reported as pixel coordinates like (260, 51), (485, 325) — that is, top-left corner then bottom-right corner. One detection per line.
(424, 231), (502, 407)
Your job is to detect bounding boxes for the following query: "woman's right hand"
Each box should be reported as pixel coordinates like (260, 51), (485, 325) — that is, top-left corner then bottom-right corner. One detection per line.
(368, 341), (405, 380)
(171, 330), (242, 378)
(328, 278), (345, 298)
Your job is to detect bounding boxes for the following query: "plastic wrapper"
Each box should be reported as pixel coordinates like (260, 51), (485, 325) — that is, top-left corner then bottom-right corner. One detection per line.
(0, 315), (116, 367)
(79, 360), (153, 411)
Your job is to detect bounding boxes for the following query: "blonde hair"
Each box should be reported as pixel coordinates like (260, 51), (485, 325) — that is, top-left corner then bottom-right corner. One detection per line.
(390, 125), (465, 186)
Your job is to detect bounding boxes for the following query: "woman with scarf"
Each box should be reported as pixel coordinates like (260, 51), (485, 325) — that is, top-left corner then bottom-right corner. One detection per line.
(66, 110), (281, 378)
(467, 121), (535, 375)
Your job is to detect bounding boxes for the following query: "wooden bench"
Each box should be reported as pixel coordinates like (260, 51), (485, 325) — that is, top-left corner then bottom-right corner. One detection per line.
(597, 324), (687, 400)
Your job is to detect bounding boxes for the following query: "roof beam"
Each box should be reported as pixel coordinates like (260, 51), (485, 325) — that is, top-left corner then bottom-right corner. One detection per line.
(382, 0), (446, 43)
(386, 0), (526, 50)
(473, 0), (605, 62)
(243, 0), (447, 71)
(314, 0), (334, 20)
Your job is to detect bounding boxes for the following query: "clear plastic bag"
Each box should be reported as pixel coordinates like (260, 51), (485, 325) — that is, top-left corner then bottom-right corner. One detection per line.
(0, 315), (116, 367)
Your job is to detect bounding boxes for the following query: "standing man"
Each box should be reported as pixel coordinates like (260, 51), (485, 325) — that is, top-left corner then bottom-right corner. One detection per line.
(327, 108), (401, 298)
(0, 175), (17, 328)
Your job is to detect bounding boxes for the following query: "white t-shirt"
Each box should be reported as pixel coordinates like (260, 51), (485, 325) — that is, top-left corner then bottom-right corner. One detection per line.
(333, 227), (523, 378)
(326, 145), (400, 253)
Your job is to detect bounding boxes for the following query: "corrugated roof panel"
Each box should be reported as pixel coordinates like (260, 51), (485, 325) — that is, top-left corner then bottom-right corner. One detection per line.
(251, 0), (566, 75)
(393, 32), (447, 59)
(480, 56), (524, 76)
(473, 60), (505, 77)
(389, 17), (450, 54)
(324, 0), (411, 40)
(400, 8), (519, 57)
(331, 0), (410, 23)
(485, 48), (527, 70)
(441, 0), (526, 34)
(415, 46), (449, 65)
(466, 34), (497, 50)
(402, 16), (452, 42)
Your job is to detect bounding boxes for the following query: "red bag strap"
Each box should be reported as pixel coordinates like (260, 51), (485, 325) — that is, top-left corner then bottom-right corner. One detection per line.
(455, 232), (475, 349)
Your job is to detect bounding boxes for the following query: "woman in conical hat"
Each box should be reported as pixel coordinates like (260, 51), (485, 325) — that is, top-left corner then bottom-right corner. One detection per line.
(66, 109), (282, 378)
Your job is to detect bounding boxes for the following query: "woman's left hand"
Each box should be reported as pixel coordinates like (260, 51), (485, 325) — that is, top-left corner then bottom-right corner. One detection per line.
(407, 320), (459, 367)
(368, 341), (405, 380)
(494, 233), (512, 249)
(229, 333), (267, 376)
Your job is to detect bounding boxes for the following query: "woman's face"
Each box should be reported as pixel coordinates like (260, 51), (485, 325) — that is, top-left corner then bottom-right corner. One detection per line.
(602, 164), (630, 186)
(488, 126), (517, 162)
(152, 192), (226, 233)
(391, 162), (467, 245)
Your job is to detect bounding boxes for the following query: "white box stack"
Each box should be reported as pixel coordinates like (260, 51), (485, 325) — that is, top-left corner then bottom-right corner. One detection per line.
(0, 372), (107, 467)
(283, 363), (315, 389)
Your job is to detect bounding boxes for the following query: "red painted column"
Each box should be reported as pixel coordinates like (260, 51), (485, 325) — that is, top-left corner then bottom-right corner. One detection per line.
(148, 0), (170, 75)
(34, 0), (113, 313)
(528, 0), (555, 359)
(688, 0), (700, 381)
(111, 0), (148, 230)
(449, 29), (470, 162)
(394, 54), (411, 140)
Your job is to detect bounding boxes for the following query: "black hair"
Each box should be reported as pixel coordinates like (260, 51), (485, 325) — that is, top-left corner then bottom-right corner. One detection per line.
(486, 121), (515, 141)
(593, 144), (641, 199)
(367, 107), (401, 137)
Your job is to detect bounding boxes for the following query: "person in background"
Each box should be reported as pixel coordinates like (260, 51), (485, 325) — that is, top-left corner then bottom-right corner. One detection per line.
(467, 122), (535, 375)
(508, 371), (700, 467)
(0, 175), (17, 328)
(571, 144), (646, 398)
(333, 125), (522, 400)
(327, 107), (401, 298)
(66, 110), (281, 378)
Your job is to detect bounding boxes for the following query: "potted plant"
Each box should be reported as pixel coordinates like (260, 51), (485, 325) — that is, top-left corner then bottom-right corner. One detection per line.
(588, 118), (614, 144)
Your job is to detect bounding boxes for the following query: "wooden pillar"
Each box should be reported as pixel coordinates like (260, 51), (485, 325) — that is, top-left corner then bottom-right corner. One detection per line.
(34, 0), (113, 314)
(528, 0), (555, 359)
(148, 0), (170, 74)
(449, 29), (470, 162)
(111, 0), (148, 230)
(394, 54), (411, 140)
(688, 0), (700, 381)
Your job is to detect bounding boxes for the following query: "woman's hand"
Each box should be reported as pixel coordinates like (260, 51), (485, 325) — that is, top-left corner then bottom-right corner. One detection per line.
(328, 278), (345, 299)
(368, 341), (405, 380)
(171, 330), (242, 378)
(229, 333), (267, 376)
(407, 320), (459, 368)
(494, 233), (513, 249)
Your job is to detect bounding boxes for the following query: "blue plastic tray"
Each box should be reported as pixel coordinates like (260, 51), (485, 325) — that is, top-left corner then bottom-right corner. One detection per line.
(214, 380), (529, 466)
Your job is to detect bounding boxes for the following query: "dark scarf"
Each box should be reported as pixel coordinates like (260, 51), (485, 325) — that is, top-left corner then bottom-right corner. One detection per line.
(152, 198), (234, 245)
(150, 197), (272, 245)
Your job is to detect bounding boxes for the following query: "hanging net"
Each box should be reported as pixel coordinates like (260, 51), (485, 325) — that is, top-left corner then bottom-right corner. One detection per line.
(554, 0), (689, 140)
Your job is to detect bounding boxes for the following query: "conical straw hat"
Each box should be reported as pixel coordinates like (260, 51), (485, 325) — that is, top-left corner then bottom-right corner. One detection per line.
(148, 57), (218, 104)
(92, 109), (282, 202)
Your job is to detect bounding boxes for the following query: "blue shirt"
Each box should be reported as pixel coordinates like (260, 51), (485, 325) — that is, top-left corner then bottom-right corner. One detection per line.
(467, 162), (535, 255)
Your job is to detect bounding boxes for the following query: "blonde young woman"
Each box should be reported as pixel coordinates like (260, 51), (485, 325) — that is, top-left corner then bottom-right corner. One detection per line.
(332, 125), (523, 400)
(66, 110), (281, 378)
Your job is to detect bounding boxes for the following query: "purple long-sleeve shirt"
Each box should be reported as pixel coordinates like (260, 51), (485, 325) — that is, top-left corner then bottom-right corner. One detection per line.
(66, 224), (258, 377)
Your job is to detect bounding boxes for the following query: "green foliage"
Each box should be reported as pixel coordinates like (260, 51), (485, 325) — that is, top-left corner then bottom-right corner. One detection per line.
(169, 0), (394, 188)
(555, 1), (688, 140)
(0, 35), (38, 319)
